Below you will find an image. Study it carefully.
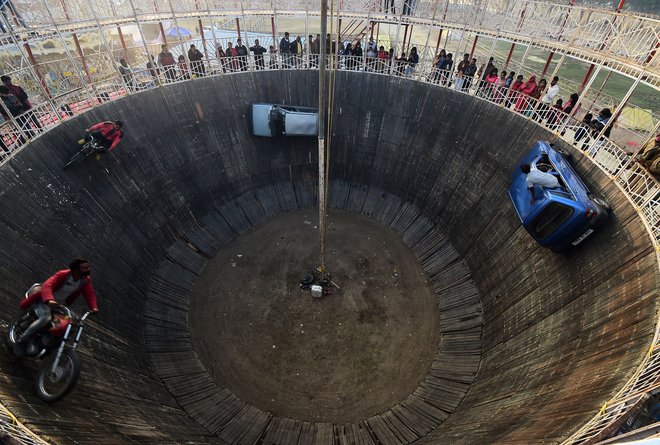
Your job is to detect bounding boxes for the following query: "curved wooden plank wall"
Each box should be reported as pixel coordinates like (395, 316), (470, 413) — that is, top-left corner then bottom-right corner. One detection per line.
(0, 71), (656, 444)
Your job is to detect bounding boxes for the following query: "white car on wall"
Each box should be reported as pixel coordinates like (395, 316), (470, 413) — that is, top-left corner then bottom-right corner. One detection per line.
(250, 103), (318, 137)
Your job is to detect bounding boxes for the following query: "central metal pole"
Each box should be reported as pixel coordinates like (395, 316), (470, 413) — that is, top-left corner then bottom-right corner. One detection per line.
(318, 0), (328, 273)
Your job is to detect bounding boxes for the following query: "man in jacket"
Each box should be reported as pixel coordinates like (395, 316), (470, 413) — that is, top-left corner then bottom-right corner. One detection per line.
(81, 120), (124, 152)
(279, 32), (291, 68)
(187, 44), (206, 77)
(250, 39), (267, 70)
(14, 258), (100, 357)
(235, 38), (248, 71)
(290, 36), (303, 67)
(463, 57), (478, 92)
(157, 44), (176, 82)
(1, 75), (42, 134)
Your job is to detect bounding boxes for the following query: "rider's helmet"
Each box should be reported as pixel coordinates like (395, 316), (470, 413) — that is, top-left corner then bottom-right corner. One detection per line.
(48, 313), (71, 336)
(114, 120), (123, 128)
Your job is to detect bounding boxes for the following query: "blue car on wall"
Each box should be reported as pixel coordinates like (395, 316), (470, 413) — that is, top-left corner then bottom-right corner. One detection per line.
(509, 141), (611, 251)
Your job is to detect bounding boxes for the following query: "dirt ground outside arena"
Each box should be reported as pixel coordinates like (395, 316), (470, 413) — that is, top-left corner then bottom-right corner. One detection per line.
(189, 209), (440, 423)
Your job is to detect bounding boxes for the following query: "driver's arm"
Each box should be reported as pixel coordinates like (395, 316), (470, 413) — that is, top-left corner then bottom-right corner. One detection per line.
(108, 133), (122, 151)
(87, 122), (104, 133)
(78, 277), (99, 312)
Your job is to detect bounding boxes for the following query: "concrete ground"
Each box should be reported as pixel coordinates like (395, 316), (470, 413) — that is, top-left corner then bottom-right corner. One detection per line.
(190, 209), (440, 423)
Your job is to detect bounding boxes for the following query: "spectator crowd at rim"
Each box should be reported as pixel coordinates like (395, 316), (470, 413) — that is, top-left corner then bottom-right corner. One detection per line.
(1, 32), (657, 177)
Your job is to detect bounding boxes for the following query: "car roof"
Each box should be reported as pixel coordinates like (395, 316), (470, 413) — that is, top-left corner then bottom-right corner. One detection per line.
(252, 102), (317, 112)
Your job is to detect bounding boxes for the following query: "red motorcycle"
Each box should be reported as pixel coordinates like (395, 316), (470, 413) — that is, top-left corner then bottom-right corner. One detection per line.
(6, 284), (94, 402)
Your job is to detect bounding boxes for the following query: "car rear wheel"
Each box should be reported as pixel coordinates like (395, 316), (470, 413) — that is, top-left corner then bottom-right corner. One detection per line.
(592, 196), (612, 212)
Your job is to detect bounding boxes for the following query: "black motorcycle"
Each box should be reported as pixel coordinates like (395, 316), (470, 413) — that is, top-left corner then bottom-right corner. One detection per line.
(63, 135), (106, 169)
(6, 284), (94, 402)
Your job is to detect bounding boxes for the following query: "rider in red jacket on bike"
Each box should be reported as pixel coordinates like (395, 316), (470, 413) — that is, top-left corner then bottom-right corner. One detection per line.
(14, 259), (100, 357)
(81, 120), (123, 152)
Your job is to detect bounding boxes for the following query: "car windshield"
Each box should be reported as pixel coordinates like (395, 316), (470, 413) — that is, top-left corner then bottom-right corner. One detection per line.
(529, 202), (574, 239)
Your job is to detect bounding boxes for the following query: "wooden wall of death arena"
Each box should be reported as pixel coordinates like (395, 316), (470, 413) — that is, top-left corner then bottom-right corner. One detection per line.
(0, 70), (656, 444)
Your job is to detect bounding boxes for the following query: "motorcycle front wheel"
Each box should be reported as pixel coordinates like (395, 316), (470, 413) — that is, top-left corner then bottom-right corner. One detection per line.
(63, 149), (87, 169)
(34, 349), (81, 402)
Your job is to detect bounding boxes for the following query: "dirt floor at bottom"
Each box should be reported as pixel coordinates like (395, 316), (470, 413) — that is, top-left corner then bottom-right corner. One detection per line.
(189, 209), (440, 423)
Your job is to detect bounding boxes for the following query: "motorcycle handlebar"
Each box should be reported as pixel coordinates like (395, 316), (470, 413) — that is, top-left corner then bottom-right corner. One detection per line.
(80, 311), (99, 322)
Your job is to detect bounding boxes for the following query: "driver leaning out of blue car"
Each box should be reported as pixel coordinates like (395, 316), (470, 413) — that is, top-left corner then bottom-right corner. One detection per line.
(520, 163), (559, 205)
(13, 258), (100, 357)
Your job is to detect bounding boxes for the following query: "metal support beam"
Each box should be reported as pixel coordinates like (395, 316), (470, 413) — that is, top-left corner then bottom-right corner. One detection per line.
(21, 42), (50, 98)
(271, 15), (276, 44)
(128, 0), (159, 83)
(72, 33), (93, 84)
(469, 34), (478, 59)
(198, 18), (211, 67)
(318, 0), (328, 273)
(401, 24), (409, 53)
(505, 42), (515, 68)
(117, 26), (129, 61)
(541, 51), (554, 78)
(435, 29), (443, 54)
(159, 22), (167, 44)
(582, 64), (595, 87)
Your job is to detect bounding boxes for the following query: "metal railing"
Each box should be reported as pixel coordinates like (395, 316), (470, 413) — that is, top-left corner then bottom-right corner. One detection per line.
(0, 1), (657, 84)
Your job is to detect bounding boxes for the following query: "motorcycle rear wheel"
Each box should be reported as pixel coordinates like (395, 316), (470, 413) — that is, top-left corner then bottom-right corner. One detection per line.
(34, 349), (81, 402)
(6, 315), (30, 352)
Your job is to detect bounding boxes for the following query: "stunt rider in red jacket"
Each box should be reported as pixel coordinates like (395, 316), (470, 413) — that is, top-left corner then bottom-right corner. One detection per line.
(14, 258), (100, 357)
(80, 120), (124, 152)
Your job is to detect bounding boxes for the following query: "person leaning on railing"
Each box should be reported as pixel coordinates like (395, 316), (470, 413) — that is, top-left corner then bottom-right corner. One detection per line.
(506, 74), (524, 108)
(463, 58), (477, 92)
(250, 39), (267, 70)
(352, 42), (363, 71)
(188, 44), (206, 77)
(636, 134), (660, 177)
(377, 46), (388, 73)
(177, 55), (190, 81)
(514, 75), (537, 113)
(268, 45), (278, 69)
(157, 44), (176, 83)
(528, 78), (546, 119)
(1, 75), (42, 135)
(280, 32), (292, 68)
(0, 85), (28, 146)
(235, 39), (248, 72)
(118, 59), (137, 91)
(216, 44), (227, 73)
(538, 76), (560, 122)
(226, 42), (239, 72)
(440, 53), (453, 85)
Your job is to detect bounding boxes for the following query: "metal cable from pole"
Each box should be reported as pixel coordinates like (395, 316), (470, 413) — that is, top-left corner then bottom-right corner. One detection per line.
(325, 0), (337, 223)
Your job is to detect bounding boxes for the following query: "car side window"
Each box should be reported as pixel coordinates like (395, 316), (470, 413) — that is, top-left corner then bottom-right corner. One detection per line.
(529, 202), (574, 239)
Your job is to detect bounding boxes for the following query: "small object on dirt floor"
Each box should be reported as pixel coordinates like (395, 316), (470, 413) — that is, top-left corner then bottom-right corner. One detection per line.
(299, 270), (337, 297)
(311, 285), (323, 298)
